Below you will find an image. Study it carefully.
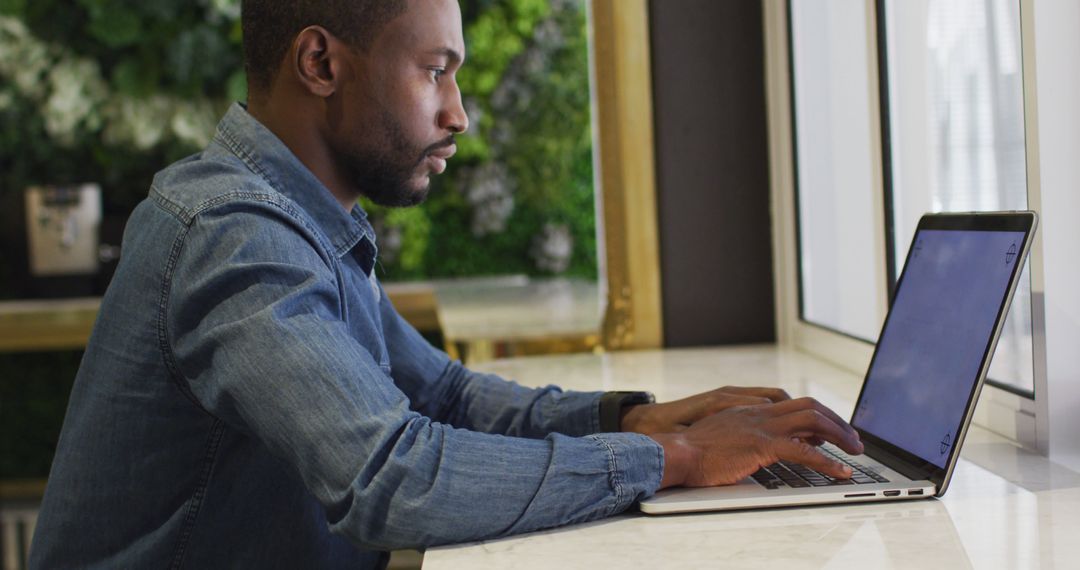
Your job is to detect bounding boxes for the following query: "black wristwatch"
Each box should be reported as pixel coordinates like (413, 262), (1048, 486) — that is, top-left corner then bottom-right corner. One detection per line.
(598, 391), (655, 432)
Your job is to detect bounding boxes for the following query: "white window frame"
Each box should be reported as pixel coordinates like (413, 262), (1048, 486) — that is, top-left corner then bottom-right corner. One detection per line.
(1024, 0), (1080, 470)
(762, 0), (1041, 450)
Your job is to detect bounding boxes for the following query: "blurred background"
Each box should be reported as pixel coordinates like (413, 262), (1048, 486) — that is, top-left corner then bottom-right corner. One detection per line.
(0, 0), (597, 481)
(7, 0), (1078, 568)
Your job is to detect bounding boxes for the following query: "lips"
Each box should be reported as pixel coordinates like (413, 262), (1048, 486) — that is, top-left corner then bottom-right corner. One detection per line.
(424, 144), (456, 175)
(427, 144), (457, 161)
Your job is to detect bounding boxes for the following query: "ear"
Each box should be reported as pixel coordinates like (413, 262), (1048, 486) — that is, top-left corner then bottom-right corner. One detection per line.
(291, 26), (348, 99)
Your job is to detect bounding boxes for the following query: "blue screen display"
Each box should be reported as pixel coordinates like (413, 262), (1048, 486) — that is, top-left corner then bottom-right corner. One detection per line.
(852, 229), (1026, 467)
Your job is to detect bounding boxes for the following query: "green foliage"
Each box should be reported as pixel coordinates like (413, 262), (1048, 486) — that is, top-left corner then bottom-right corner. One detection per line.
(0, 0), (240, 221)
(21, 0), (243, 98)
(372, 0), (598, 281)
(362, 201), (435, 275)
(448, 0), (550, 171)
(0, 0), (25, 17)
(0, 352), (81, 478)
(458, 0), (550, 97)
(0, 0), (596, 282)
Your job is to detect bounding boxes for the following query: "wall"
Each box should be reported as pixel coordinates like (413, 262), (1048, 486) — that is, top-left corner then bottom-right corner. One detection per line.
(649, 0), (775, 346)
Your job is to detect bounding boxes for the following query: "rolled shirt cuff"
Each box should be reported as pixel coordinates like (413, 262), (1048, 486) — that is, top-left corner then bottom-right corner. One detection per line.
(584, 431), (665, 513)
(539, 389), (605, 436)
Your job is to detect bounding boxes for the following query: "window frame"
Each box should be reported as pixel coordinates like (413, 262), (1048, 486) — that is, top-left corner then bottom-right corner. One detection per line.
(786, 0), (891, 346)
(764, 0), (1042, 449)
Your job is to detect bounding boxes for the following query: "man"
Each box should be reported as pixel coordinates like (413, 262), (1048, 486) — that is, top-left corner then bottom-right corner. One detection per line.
(30, 1), (862, 568)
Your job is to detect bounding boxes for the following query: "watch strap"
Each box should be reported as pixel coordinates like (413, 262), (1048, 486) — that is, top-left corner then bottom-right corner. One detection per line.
(598, 391), (655, 432)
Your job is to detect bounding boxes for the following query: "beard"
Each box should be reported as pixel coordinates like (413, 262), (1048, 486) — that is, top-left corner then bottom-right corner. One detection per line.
(342, 109), (454, 208)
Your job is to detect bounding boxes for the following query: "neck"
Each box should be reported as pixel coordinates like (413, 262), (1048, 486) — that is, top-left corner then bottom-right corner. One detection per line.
(247, 96), (360, 212)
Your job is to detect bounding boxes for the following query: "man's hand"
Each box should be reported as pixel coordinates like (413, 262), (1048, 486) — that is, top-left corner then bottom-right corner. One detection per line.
(620, 386), (791, 434)
(647, 397), (863, 489)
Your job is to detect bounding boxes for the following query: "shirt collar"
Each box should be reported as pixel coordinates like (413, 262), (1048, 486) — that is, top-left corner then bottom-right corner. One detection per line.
(211, 103), (377, 261)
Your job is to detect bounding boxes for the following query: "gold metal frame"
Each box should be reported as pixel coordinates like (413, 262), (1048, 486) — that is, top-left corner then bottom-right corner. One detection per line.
(589, 0), (664, 350)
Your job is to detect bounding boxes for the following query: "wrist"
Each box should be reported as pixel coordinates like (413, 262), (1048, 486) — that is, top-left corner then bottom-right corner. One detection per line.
(649, 433), (692, 489)
(619, 403), (649, 432)
(599, 391), (655, 432)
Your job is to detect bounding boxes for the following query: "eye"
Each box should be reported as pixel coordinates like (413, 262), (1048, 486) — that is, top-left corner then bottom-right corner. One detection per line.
(428, 67), (446, 81)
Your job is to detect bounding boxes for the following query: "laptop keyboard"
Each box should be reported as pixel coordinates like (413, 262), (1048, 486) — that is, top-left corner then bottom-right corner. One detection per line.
(751, 446), (890, 489)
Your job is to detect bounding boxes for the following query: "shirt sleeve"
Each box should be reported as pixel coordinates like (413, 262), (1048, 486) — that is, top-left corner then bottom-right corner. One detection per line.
(377, 288), (605, 438)
(166, 202), (663, 550)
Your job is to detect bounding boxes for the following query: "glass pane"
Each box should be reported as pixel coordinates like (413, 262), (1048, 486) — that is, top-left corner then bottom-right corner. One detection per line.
(884, 0), (1034, 393)
(791, 0), (886, 341)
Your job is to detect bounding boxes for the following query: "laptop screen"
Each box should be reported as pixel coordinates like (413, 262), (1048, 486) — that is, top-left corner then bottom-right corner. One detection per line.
(851, 228), (1027, 468)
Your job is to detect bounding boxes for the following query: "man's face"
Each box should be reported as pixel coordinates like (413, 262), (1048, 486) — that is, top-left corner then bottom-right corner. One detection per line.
(331, 0), (468, 207)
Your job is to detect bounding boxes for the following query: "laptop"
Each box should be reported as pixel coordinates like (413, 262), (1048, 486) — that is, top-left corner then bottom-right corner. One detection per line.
(640, 211), (1038, 515)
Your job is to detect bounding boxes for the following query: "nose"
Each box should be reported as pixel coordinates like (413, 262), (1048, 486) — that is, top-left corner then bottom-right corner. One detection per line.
(439, 82), (469, 134)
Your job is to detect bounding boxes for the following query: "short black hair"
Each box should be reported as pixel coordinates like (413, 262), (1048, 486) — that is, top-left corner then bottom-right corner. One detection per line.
(241, 0), (408, 95)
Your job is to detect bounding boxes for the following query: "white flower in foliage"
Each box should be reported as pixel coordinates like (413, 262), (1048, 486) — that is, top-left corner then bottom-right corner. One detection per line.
(531, 223), (573, 274)
(466, 163), (515, 237)
(43, 57), (108, 146)
(0, 15), (226, 152)
(102, 95), (171, 150)
(0, 17), (22, 64)
(0, 17), (51, 100)
(205, 0), (242, 22)
(171, 100), (219, 148)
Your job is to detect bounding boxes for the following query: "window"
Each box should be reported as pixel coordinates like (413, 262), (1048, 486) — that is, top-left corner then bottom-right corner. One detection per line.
(785, 0), (1034, 396)
(790, 0), (887, 342)
(771, 0), (1080, 466)
(881, 0), (1034, 394)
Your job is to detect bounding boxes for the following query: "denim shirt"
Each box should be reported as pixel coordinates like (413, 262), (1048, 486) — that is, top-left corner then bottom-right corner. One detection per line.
(29, 104), (663, 569)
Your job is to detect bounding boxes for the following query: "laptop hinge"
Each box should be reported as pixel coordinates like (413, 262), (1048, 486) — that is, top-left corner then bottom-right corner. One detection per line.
(861, 440), (934, 482)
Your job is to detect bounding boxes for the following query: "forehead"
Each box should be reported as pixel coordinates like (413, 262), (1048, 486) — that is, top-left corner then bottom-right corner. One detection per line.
(376, 0), (465, 60)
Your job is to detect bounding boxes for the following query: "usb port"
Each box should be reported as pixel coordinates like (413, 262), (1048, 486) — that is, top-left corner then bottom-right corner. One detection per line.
(908, 489), (924, 496)
(883, 490), (901, 497)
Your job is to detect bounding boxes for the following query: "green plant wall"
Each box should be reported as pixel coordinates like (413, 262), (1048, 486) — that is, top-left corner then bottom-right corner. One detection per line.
(0, 0), (598, 287)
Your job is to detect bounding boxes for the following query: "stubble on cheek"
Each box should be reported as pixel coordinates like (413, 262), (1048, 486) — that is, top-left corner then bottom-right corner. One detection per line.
(341, 109), (432, 207)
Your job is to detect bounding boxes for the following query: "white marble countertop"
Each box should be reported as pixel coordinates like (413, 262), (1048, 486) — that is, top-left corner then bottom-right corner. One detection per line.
(423, 345), (1080, 569)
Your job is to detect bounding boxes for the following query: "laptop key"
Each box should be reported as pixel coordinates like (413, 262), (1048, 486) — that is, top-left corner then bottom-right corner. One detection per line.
(752, 468), (788, 489)
(762, 457), (885, 489)
(751, 469), (774, 481)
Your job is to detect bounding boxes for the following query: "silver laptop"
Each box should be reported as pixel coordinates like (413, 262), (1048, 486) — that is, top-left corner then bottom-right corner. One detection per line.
(640, 211), (1038, 515)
